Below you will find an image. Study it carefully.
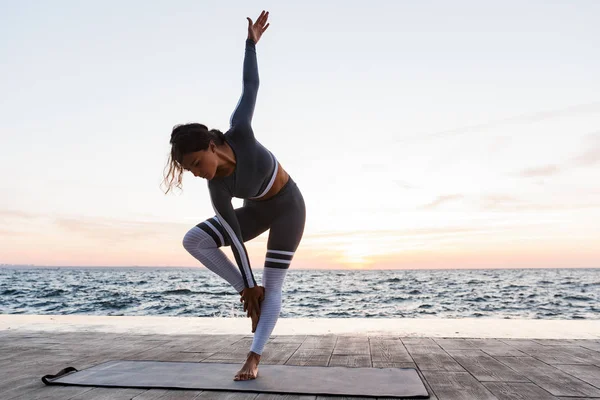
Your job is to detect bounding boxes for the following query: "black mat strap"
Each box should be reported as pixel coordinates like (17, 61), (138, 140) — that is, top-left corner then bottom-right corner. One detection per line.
(41, 366), (78, 385)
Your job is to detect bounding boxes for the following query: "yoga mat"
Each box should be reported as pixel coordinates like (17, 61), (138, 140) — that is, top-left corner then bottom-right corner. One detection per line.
(42, 360), (429, 398)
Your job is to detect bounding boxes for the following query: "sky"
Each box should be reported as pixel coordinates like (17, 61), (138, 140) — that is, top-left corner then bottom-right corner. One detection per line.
(1, 0), (599, 270)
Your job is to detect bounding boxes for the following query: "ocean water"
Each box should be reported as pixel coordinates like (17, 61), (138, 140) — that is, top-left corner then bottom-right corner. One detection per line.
(0, 267), (598, 319)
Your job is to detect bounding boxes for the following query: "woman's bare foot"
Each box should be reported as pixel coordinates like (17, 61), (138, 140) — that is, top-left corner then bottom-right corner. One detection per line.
(233, 351), (261, 381)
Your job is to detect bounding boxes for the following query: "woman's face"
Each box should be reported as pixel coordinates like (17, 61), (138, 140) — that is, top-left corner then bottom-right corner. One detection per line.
(181, 142), (219, 180)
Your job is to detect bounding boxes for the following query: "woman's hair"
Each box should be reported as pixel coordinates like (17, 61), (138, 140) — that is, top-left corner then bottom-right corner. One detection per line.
(161, 123), (226, 194)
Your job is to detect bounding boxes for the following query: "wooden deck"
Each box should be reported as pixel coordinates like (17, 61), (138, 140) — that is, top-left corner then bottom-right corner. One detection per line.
(1, 330), (600, 400)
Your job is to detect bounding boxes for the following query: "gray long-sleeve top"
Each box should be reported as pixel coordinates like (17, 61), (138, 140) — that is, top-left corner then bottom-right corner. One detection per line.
(207, 39), (279, 289)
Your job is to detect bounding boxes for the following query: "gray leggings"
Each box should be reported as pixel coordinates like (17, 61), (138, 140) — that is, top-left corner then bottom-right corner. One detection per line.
(196, 176), (306, 269)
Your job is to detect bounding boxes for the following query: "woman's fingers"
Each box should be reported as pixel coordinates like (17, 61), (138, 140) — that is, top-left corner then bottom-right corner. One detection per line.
(257, 10), (267, 24)
(255, 10), (269, 27)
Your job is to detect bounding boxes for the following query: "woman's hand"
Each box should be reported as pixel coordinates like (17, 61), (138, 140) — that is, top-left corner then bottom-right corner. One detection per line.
(240, 286), (265, 332)
(247, 10), (270, 44)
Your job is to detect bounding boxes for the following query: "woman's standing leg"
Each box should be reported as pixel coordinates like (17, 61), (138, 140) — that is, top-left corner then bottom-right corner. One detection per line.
(250, 182), (306, 355)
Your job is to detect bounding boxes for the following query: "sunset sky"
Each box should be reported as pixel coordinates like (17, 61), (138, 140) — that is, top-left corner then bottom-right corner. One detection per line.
(1, 1), (599, 269)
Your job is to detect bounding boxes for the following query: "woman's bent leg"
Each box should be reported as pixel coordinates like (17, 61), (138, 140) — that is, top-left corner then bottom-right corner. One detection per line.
(183, 220), (246, 293)
(183, 205), (270, 294)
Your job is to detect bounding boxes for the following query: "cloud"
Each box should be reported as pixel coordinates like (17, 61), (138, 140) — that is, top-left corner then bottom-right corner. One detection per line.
(394, 102), (600, 144)
(0, 229), (25, 237)
(360, 163), (387, 172)
(480, 194), (522, 208)
(479, 194), (600, 212)
(572, 147), (600, 167)
(0, 210), (193, 243)
(394, 180), (417, 189)
(514, 130), (600, 179)
(571, 133), (600, 167)
(0, 210), (38, 220)
(419, 194), (464, 209)
(53, 216), (191, 242)
(518, 164), (562, 178)
(307, 226), (481, 240)
(584, 131), (600, 141)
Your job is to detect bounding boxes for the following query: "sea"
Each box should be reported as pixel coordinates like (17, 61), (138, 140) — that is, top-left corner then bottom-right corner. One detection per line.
(0, 267), (598, 319)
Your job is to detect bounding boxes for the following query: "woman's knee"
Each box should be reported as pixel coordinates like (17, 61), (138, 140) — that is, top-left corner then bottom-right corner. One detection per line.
(182, 225), (219, 253)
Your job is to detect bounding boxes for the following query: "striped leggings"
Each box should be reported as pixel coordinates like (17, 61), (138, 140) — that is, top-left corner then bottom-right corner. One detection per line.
(183, 177), (305, 355)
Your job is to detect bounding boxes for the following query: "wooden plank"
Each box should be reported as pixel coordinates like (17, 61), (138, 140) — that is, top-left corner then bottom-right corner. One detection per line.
(495, 356), (600, 397)
(1, 359), (70, 383)
(553, 364), (600, 389)
(123, 346), (188, 362)
(285, 347), (332, 367)
(402, 338), (437, 346)
(499, 340), (591, 365)
(369, 338), (412, 364)
(32, 381), (145, 400)
(259, 345), (302, 365)
(255, 394), (316, 400)
(532, 339), (587, 346)
(60, 387), (148, 400)
(180, 335), (246, 353)
(530, 347), (594, 365)
(141, 390), (204, 399)
(195, 391), (258, 399)
(557, 398), (597, 400)
(421, 371), (497, 400)
(131, 389), (171, 399)
(404, 346), (465, 372)
(316, 397), (368, 400)
(402, 339), (465, 372)
(549, 346), (600, 365)
(202, 355), (247, 363)
(328, 355), (372, 368)
(435, 339), (498, 349)
(1, 379), (49, 400)
(499, 339), (547, 351)
(299, 335), (337, 349)
(445, 350), (528, 382)
(371, 361), (416, 369)
(6, 385), (96, 400)
(482, 382), (560, 400)
(268, 336), (307, 345)
(158, 352), (212, 362)
(332, 336), (370, 355)
(575, 340), (600, 353)
(435, 339), (525, 357)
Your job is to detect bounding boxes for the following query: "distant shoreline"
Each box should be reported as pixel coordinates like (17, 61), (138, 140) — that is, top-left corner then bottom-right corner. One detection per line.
(1, 265), (599, 271)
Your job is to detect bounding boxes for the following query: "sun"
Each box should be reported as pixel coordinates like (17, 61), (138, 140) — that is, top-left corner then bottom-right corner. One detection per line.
(339, 240), (374, 268)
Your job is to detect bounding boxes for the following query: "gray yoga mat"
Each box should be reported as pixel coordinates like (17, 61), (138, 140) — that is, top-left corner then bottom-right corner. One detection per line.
(42, 360), (429, 398)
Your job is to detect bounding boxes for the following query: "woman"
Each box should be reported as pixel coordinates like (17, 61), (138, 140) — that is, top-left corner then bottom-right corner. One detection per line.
(162, 10), (306, 381)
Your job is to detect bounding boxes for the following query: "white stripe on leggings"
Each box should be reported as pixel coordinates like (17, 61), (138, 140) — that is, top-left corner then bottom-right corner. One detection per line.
(211, 207), (254, 288)
(204, 220), (224, 247)
(267, 250), (295, 256)
(265, 258), (291, 264)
